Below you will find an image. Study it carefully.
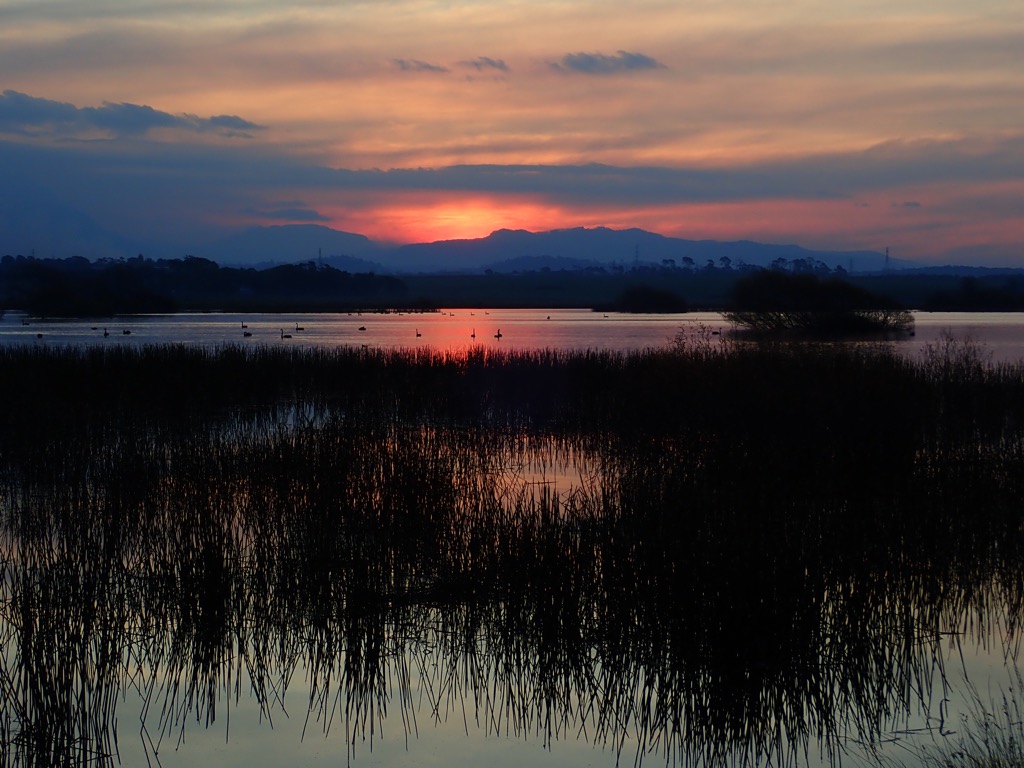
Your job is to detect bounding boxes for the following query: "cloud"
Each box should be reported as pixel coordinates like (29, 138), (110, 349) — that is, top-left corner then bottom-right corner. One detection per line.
(553, 50), (666, 75)
(2, 91), (1023, 265)
(205, 114), (267, 137)
(0, 90), (79, 134)
(393, 58), (450, 73)
(892, 201), (922, 208)
(84, 102), (184, 135)
(0, 90), (264, 138)
(244, 204), (330, 222)
(458, 56), (509, 73)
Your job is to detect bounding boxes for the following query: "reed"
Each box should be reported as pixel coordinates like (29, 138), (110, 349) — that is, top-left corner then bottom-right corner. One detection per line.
(1, 340), (1023, 767)
(872, 667), (1024, 768)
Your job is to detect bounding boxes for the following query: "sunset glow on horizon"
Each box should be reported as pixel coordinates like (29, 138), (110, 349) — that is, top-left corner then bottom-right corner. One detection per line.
(319, 195), (577, 245)
(1, 0), (1022, 265)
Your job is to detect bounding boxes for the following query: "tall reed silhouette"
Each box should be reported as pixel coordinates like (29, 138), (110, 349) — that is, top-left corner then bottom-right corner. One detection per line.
(1, 341), (1022, 767)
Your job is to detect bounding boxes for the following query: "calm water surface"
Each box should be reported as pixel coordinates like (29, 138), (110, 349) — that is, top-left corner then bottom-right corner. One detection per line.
(3, 308), (1024, 362)
(2, 307), (1022, 768)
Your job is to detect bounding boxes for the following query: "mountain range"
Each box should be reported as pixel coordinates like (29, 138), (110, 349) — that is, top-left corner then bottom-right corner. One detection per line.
(200, 224), (899, 274)
(3, 218), (902, 274)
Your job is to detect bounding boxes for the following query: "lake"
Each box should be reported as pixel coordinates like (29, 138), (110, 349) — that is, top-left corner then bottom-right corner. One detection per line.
(1, 314), (1022, 768)
(3, 308), (1024, 362)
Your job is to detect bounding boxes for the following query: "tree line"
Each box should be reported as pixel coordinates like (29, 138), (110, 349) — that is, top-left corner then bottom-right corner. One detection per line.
(0, 254), (411, 315)
(3, 252), (1024, 317)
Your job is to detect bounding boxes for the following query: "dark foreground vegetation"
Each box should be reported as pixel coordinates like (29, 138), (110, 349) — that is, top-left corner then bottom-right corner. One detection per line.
(1, 340), (1023, 767)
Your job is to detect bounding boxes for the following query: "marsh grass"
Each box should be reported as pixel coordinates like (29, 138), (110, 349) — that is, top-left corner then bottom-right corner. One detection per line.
(1, 341), (1023, 767)
(923, 687), (1024, 768)
(870, 666), (1024, 768)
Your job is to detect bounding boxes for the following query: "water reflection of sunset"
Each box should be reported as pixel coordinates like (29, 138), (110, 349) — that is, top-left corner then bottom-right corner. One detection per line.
(415, 308), (627, 352)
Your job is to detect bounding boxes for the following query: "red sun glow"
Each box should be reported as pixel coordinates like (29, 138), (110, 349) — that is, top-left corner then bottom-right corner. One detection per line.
(326, 197), (574, 244)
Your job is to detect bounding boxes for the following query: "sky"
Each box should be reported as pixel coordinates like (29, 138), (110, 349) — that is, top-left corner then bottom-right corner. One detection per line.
(1, 0), (1023, 265)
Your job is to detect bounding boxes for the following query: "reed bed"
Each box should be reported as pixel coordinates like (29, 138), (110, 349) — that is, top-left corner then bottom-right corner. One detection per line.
(1, 341), (1023, 767)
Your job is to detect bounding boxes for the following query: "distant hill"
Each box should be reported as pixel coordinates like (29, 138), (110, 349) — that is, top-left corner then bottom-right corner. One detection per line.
(0, 186), (143, 260)
(896, 265), (1024, 277)
(484, 255), (605, 273)
(1, 213), (924, 274)
(383, 227), (895, 273)
(204, 225), (383, 270)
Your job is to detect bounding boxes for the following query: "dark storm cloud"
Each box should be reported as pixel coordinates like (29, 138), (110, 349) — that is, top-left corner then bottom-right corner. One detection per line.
(458, 56), (509, 72)
(553, 50), (665, 75)
(392, 59), (450, 73)
(0, 90), (264, 137)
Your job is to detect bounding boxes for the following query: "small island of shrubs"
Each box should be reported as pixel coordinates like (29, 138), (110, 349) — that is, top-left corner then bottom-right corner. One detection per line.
(724, 270), (914, 337)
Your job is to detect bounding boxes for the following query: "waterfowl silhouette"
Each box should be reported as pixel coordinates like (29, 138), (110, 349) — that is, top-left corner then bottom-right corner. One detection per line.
(415, 329), (422, 337)
(122, 329), (131, 335)
(241, 321), (248, 329)
(471, 329), (476, 339)
(295, 322), (304, 331)
(103, 328), (109, 337)
(280, 328), (292, 339)
(243, 330), (252, 337)
(494, 329), (502, 339)
(358, 326), (366, 331)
